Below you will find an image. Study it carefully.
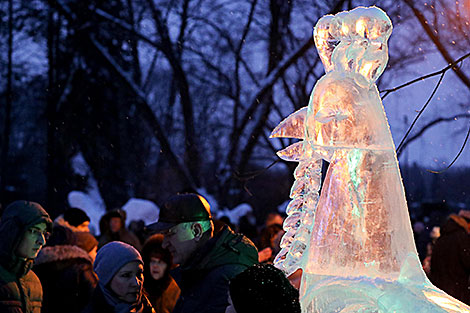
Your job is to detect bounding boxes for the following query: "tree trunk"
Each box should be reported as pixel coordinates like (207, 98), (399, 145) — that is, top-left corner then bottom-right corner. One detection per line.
(1, 0), (14, 204)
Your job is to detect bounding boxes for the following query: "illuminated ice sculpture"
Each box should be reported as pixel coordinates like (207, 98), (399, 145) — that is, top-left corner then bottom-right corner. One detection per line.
(270, 6), (470, 312)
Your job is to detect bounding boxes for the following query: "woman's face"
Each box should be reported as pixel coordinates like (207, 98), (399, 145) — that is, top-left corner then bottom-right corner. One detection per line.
(149, 256), (167, 280)
(110, 261), (144, 303)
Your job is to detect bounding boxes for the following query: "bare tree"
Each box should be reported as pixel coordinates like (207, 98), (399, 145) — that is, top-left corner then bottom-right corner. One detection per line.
(0, 0), (13, 203)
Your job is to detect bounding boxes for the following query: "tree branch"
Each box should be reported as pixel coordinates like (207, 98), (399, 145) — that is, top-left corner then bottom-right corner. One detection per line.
(89, 35), (197, 189)
(398, 113), (470, 156)
(396, 71), (446, 155)
(403, 0), (470, 89)
(381, 51), (470, 99)
(145, 0), (200, 184)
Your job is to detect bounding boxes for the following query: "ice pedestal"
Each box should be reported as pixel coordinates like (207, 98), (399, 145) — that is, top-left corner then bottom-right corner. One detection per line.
(301, 255), (469, 312)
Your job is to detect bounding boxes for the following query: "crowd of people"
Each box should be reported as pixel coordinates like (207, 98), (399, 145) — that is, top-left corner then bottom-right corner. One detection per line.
(0, 195), (469, 313)
(0, 195), (300, 313)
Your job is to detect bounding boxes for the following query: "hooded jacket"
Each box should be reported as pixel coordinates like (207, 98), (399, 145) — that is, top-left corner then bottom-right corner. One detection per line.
(98, 210), (142, 251)
(430, 214), (470, 305)
(33, 245), (98, 313)
(0, 201), (52, 313)
(172, 225), (258, 313)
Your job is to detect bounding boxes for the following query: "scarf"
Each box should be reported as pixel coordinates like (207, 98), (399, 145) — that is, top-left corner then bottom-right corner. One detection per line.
(100, 284), (144, 313)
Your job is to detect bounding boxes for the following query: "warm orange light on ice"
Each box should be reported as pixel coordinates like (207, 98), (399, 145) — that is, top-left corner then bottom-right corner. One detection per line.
(356, 19), (366, 37)
(316, 126), (325, 145)
(423, 291), (466, 311)
(360, 62), (373, 78)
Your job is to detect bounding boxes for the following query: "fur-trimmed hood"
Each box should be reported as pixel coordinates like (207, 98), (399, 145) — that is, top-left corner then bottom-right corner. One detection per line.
(54, 215), (84, 233)
(35, 245), (92, 265)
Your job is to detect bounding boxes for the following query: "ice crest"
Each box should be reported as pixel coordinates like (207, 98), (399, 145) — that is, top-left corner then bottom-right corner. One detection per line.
(271, 5), (470, 312)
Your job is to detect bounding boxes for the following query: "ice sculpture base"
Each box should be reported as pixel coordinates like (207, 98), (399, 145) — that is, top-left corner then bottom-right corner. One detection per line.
(301, 274), (470, 313)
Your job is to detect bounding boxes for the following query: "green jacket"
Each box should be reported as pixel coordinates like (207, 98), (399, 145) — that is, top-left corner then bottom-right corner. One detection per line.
(0, 201), (52, 313)
(172, 225), (258, 313)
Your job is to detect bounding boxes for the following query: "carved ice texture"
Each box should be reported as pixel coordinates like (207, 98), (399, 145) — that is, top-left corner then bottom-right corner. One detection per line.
(270, 6), (470, 312)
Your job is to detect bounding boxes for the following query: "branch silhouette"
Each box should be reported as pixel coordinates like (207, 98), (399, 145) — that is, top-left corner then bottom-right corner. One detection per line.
(381, 51), (470, 100)
(396, 72), (446, 156)
(427, 120), (470, 174)
(398, 113), (470, 155)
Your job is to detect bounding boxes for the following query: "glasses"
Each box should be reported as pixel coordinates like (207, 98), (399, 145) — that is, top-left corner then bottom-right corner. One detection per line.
(28, 228), (50, 241)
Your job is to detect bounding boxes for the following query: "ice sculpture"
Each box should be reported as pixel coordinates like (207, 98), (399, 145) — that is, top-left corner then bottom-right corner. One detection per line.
(270, 6), (470, 312)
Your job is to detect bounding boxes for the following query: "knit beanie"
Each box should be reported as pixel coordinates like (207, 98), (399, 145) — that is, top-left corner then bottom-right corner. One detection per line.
(75, 231), (98, 253)
(64, 208), (90, 227)
(229, 264), (301, 313)
(94, 241), (143, 286)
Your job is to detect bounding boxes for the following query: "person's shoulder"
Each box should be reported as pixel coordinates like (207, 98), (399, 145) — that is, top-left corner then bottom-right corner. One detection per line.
(35, 245), (92, 265)
(219, 227), (256, 249)
(205, 263), (249, 282)
(223, 228), (259, 257)
(22, 267), (41, 286)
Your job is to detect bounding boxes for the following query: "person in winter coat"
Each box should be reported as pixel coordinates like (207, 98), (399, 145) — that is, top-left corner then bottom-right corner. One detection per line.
(75, 231), (99, 262)
(33, 225), (98, 313)
(226, 263), (301, 313)
(430, 210), (470, 305)
(98, 210), (142, 251)
(0, 200), (52, 313)
(148, 193), (259, 313)
(82, 241), (155, 313)
(54, 207), (91, 233)
(142, 234), (180, 313)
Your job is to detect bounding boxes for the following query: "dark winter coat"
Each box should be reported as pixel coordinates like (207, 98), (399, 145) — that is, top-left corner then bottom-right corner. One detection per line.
(33, 245), (98, 313)
(0, 201), (53, 313)
(172, 225), (259, 313)
(81, 284), (155, 313)
(430, 214), (470, 305)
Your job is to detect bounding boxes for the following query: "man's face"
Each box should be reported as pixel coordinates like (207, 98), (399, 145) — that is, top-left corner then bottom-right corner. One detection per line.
(161, 222), (199, 266)
(16, 222), (48, 259)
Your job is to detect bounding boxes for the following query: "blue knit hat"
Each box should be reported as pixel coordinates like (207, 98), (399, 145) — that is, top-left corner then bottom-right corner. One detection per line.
(94, 241), (143, 286)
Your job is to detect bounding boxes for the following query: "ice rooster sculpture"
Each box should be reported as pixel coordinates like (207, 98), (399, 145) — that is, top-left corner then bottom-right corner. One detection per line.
(270, 6), (470, 313)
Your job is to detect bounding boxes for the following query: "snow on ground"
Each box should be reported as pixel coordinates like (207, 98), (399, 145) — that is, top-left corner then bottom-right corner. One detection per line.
(69, 152), (106, 235)
(67, 169), (248, 234)
(68, 191), (105, 236)
(216, 203), (253, 225)
(196, 188), (253, 225)
(121, 198), (159, 227)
